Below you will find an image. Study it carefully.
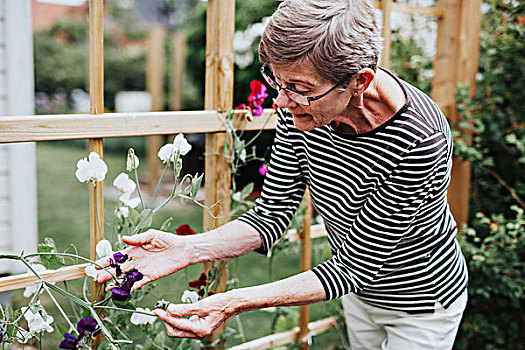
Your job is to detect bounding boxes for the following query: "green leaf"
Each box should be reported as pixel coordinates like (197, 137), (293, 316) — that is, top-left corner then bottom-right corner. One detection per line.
(160, 217), (173, 231)
(38, 240), (65, 270)
(136, 209), (153, 230)
(128, 207), (140, 226)
(55, 322), (68, 336)
(190, 173), (204, 198)
(240, 182), (254, 200)
(112, 299), (135, 310)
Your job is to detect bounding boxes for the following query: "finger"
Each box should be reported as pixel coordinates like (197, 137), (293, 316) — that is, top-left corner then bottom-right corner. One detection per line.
(159, 315), (199, 339)
(155, 310), (204, 339)
(121, 231), (157, 246)
(167, 303), (202, 317)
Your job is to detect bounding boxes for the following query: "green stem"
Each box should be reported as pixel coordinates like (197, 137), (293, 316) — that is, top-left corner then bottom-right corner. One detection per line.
(43, 283), (78, 334)
(149, 163), (171, 208)
(93, 182), (105, 240)
(39, 332), (42, 350)
(45, 282), (91, 309)
(134, 167), (146, 210)
(93, 305), (156, 317)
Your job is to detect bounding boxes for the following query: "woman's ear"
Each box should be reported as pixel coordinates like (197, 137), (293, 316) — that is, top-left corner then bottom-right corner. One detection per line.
(354, 68), (375, 93)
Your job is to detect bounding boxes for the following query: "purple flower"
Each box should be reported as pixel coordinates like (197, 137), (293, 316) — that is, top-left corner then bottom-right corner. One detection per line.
(109, 258), (123, 276)
(0, 327), (3, 343)
(259, 164), (268, 176)
(77, 316), (99, 336)
(125, 269), (143, 283)
(111, 286), (131, 301)
(59, 332), (80, 349)
(113, 252), (128, 264)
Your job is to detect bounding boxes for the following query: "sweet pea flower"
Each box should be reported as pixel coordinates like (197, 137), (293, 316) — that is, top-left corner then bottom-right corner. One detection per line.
(77, 316), (99, 336)
(175, 224), (196, 236)
(75, 152), (107, 183)
(181, 290), (199, 304)
(59, 332), (80, 349)
(259, 164), (268, 176)
(23, 264), (46, 298)
(84, 265), (99, 280)
(115, 206), (129, 218)
(95, 239), (113, 258)
(21, 303), (54, 336)
(118, 192), (140, 209)
(126, 149), (140, 171)
(113, 173), (136, 194)
(158, 134), (192, 163)
(130, 308), (156, 325)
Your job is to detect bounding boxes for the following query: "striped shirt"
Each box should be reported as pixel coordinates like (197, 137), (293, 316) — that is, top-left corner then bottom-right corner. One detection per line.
(239, 69), (468, 314)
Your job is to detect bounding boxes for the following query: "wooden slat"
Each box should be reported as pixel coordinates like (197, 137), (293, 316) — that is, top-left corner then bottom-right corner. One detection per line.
(170, 30), (186, 111)
(370, 1), (444, 17)
(227, 317), (338, 350)
(89, 1), (105, 347)
(203, 0), (236, 346)
(286, 224), (327, 243)
(380, 0), (393, 69)
(0, 110), (277, 143)
(0, 264), (87, 293)
(298, 188), (312, 350)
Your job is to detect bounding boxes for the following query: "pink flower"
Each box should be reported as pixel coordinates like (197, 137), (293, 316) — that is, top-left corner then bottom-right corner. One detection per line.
(248, 80), (267, 116)
(259, 164), (268, 176)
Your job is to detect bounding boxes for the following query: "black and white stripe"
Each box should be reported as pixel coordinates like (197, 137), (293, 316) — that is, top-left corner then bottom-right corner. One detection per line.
(239, 69), (468, 314)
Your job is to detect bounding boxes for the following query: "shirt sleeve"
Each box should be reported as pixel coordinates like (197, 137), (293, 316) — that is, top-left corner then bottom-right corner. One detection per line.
(311, 131), (450, 300)
(238, 109), (307, 255)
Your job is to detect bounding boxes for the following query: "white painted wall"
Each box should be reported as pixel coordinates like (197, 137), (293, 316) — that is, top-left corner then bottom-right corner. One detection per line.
(0, 0), (37, 275)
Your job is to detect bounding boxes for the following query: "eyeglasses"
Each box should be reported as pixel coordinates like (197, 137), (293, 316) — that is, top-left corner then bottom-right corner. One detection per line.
(260, 64), (354, 106)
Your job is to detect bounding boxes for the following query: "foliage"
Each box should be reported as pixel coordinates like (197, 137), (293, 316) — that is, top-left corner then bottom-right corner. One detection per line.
(449, 1), (525, 349)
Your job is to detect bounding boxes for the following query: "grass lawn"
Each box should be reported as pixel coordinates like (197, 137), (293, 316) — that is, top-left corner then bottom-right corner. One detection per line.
(9, 141), (345, 349)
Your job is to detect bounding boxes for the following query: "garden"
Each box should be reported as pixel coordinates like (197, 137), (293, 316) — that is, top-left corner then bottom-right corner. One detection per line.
(0, 0), (523, 349)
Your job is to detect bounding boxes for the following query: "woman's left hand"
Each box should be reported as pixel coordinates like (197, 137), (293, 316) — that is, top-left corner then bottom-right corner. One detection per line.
(154, 293), (237, 340)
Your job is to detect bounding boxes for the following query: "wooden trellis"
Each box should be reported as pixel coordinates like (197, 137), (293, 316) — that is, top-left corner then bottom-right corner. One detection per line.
(0, 0), (481, 349)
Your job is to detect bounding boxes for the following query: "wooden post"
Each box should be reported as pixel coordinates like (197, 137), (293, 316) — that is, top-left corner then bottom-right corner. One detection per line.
(380, 0), (393, 69)
(88, 0), (104, 348)
(146, 25), (166, 195)
(170, 30), (186, 111)
(298, 188), (312, 350)
(432, 0), (481, 225)
(203, 0), (235, 347)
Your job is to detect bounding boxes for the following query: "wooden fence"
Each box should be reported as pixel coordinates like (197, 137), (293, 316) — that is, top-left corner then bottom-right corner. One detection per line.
(0, 0), (481, 349)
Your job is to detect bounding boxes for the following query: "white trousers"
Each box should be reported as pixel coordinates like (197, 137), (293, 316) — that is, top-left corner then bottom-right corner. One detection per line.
(342, 290), (467, 350)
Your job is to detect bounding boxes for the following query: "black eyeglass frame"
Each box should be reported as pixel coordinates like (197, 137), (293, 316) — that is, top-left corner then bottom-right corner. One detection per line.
(260, 64), (355, 106)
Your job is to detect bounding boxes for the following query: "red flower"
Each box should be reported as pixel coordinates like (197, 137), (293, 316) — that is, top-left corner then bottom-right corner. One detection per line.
(175, 224), (196, 236)
(248, 80), (268, 117)
(235, 103), (246, 110)
(189, 272), (207, 289)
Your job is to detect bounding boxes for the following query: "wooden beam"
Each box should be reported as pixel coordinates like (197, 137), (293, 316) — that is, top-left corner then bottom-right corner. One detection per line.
(88, 1), (105, 347)
(286, 224), (327, 243)
(146, 25), (167, 194)
(203, 0), (236, 346)
(370, 1), (444, 18)
(227, 317), (338, 350)
(298, 188), (312, 350)
(170, 30), (186, 111)
(380, 0), (393, 69)
(0, 264), (88, 293)
(0, 110), (277, 143)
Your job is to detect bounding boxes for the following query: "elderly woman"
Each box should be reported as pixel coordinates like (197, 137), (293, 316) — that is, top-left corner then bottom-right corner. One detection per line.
(98, 0), (468, 348)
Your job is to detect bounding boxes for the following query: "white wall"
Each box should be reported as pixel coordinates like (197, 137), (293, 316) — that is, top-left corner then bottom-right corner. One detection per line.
(0, 0), (37, 275)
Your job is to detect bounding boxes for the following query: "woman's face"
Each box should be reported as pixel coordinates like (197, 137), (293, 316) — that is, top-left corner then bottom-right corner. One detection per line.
(271, 62), (355, 132)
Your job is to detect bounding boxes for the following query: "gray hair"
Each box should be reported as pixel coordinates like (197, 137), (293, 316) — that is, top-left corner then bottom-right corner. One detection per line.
(259, 0), (383, 83)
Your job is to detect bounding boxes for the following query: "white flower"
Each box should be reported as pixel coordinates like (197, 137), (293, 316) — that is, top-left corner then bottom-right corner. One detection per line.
(113, 173), (136, 193)
(84, 265), (100, 280)
(173, 134), (192, 156)
(232, 192), (241, 202)
(126, 151), (140, 171)
(130, 308), (156, 325)
(21, 303), (54, 335)
(115, 206), (129, 218)
(119, 192), (140, 209)
(96, 239), (113, 258)
(75, 152), (107, 183)
(157, 134), (192, 163)
(181, 290), (199, 304)
(23, 264), (46, 298)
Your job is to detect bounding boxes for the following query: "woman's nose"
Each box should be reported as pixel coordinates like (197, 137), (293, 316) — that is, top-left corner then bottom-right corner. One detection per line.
(275, 89), (298, 109)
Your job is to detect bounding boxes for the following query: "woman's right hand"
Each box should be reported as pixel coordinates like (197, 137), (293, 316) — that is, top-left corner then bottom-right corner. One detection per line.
(94, 229), (192, 291)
